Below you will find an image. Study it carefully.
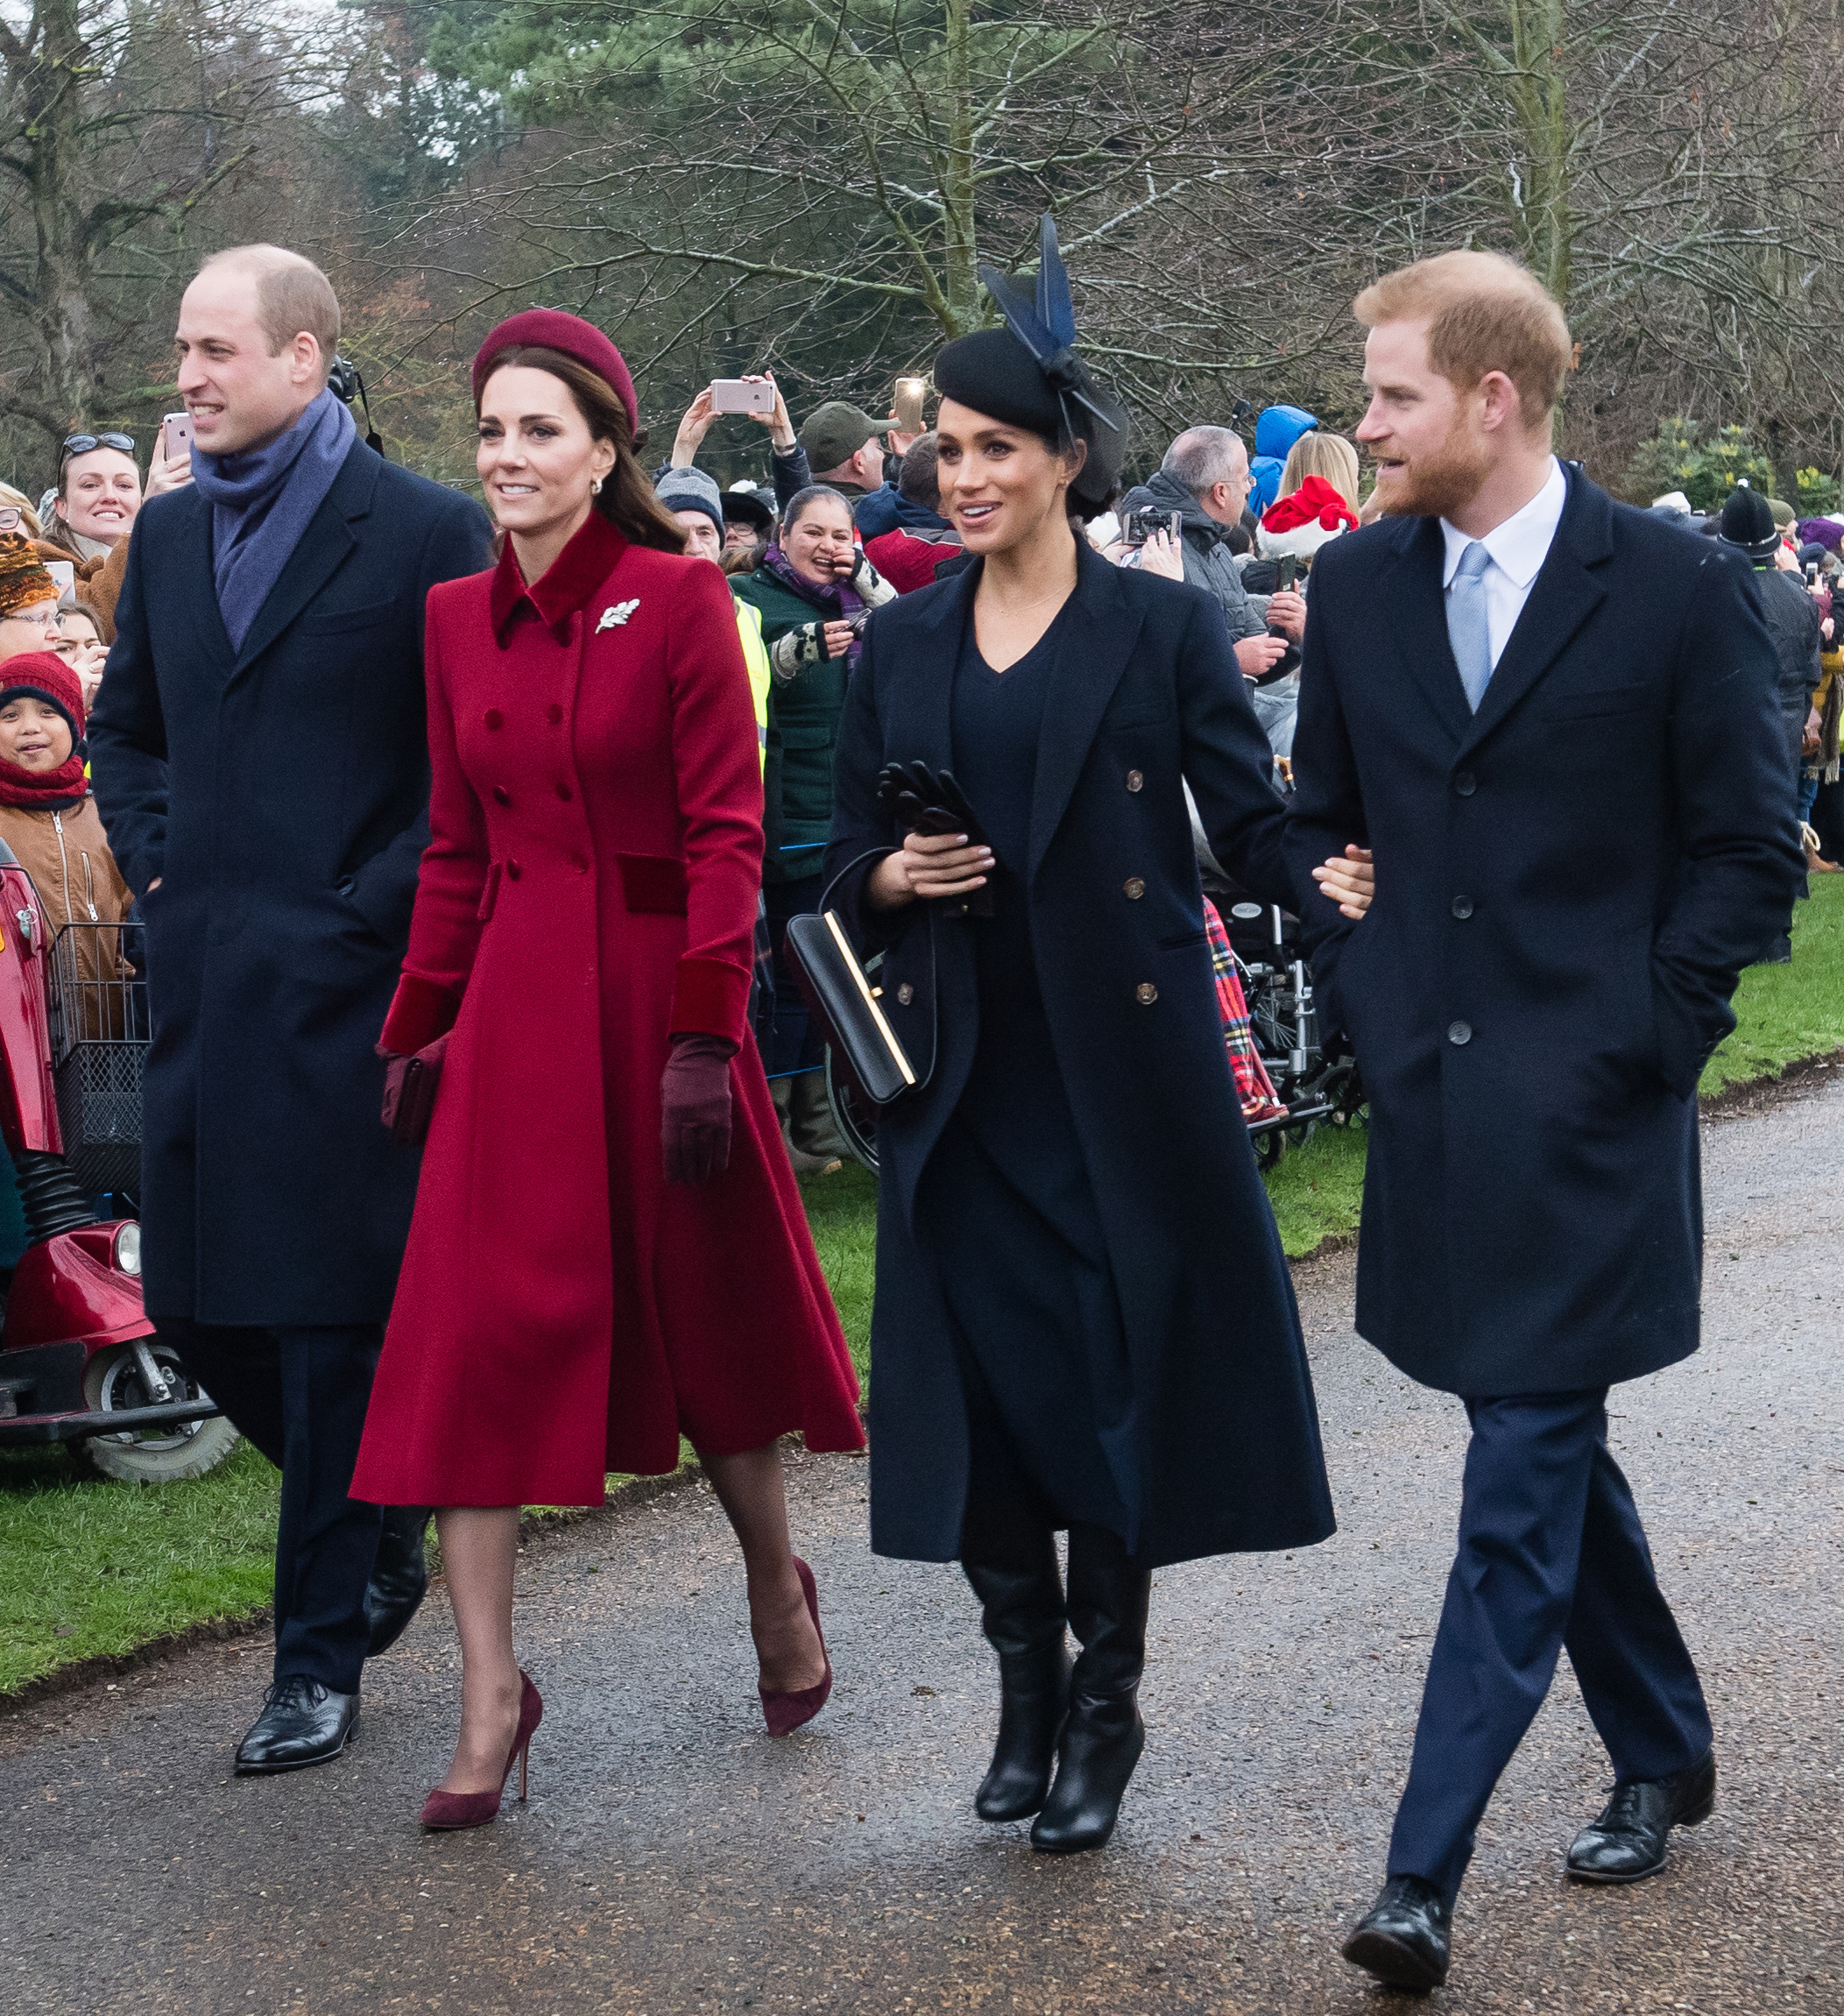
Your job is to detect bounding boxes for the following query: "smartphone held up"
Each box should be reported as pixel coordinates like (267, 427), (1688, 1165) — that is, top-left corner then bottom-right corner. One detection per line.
(1124, 508), (1183, 548)
(159, 411), (194, 464)
(709, 379), (777, 415)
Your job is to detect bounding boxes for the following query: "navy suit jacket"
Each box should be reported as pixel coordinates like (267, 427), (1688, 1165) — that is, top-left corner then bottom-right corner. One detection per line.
(1283, 468), (1803, 1396)
(89, 441), (493, 1326)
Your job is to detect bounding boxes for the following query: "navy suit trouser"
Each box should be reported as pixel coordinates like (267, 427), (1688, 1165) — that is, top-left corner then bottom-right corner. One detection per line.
(165, 1320), (384, 1697)
(1388, 1389), (1713, 1903)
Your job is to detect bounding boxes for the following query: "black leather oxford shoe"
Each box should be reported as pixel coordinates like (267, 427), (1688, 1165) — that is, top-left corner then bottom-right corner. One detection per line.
(365, 1505), (432, 1659)
(234, 1677), (360, 1774)
(1341, 1875), (1452, 1992)
(1566, 1751), (1715, 1883)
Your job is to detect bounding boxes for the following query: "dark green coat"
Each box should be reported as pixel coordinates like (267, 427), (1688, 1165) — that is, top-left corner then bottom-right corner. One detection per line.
(731, 567), (849, 885)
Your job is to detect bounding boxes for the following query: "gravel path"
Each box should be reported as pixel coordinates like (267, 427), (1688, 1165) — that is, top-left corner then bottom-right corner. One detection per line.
(4, 1079), (1840, 2014)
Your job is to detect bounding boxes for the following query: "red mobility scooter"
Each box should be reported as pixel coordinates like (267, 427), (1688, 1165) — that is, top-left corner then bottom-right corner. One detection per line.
(0, 836), (232, 1482)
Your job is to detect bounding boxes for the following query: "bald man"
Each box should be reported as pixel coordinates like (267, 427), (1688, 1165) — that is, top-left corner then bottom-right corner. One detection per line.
(90, 245), (493, 1775)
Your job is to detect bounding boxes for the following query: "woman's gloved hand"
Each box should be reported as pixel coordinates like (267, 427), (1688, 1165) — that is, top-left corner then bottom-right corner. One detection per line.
(845, 549), (898, 608)
(661, 1032), (738, 1185)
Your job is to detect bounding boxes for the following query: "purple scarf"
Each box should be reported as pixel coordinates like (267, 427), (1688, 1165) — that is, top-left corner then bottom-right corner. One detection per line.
(760, 542), (868, 670)
(191, 388), (357, 649)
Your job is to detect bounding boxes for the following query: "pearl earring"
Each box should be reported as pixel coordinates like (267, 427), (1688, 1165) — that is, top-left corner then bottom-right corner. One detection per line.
(590, 475), (604, 496)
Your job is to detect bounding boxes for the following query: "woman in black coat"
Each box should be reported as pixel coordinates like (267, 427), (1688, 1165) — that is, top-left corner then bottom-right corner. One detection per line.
(825, 221), (1368, 1855)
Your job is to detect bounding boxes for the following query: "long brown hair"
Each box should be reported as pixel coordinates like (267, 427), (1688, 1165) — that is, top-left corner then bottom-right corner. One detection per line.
(475, 344), (686, 553)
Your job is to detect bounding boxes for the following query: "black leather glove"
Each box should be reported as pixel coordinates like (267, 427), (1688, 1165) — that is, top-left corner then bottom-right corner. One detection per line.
(875, 760), (993, 850)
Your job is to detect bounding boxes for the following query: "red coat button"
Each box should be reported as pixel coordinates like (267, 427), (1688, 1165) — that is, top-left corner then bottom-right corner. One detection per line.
(484, 709), (503, 731)
(555, 782), (573, 802)
(491, 786), (511, 806)
(547, 704), (564, 725)
(505, 859), (522, 881)
(571, 853), (589, 874)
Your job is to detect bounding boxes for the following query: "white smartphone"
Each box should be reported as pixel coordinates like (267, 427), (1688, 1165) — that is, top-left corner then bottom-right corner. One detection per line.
(44, 560), (75, 607)
(159, 410), (194, 463)
(709, 378), (777, 415)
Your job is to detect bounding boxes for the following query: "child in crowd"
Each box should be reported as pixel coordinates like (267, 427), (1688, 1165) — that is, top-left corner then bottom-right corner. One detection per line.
(0, 650), (135, 1028)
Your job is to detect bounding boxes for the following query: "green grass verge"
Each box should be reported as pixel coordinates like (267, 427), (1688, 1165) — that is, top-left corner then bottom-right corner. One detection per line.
(7, 880), (1839, 1698)
(1699, 874), (1844, 1096)
(0, 1437), (278, 1696)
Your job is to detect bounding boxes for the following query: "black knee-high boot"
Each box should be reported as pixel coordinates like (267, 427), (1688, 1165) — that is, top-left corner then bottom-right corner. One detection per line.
(964, 1536), (1070, 1823)
(1030, 1522), (1150, 1854)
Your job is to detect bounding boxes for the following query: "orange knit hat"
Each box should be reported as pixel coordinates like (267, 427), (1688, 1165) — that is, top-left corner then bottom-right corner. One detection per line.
(0, 534), (57, 620)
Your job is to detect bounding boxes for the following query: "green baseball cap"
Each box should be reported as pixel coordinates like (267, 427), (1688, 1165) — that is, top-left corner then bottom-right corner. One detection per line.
(799, 400), (890, 471)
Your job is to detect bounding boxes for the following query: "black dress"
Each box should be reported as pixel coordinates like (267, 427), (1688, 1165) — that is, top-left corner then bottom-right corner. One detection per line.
(915, 609), (1141, 1552)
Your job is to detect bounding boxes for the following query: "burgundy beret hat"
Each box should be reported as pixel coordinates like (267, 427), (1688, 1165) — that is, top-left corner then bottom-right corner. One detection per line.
(471, 310), (639, 436)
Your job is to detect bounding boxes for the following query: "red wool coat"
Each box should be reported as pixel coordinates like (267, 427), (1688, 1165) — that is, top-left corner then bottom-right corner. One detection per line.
(350, 513), (863, 1509)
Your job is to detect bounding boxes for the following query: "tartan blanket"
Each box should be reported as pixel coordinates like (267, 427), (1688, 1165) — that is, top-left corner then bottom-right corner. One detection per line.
(1204, 898), (1289, 1125)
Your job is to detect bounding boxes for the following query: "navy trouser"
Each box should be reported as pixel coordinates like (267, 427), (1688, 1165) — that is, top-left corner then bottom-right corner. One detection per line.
(1388, 1389), (1713, 1903)
(164, 1320), (385, 1696)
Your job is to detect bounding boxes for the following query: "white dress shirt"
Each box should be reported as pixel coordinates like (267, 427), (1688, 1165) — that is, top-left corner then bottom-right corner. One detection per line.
(1439, 457), (1567, 673)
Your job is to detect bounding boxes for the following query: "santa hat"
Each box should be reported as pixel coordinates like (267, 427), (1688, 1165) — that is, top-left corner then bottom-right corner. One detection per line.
(1256, 475), (1360, 561)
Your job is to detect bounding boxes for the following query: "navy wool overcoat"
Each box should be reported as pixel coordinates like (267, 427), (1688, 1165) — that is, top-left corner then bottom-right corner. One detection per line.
(826, 542), (1336, 1570)
(89, 441), (493, 1326)
(1283, 468), (1804, 1398)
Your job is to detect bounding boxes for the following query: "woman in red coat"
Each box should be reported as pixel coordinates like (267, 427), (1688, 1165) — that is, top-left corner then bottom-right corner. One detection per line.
(350, 311), (864, 1828)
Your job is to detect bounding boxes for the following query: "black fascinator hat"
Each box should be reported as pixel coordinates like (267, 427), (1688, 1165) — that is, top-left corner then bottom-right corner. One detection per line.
(934, 214), (1128, 513)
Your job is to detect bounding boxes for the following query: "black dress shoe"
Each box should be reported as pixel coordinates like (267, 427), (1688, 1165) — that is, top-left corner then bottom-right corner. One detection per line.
(1342, 1874), (1452, 1992)
(1029, 1524), (1151, 1855)
(365, 1504), (431, 1659)
(1566, 1751), (1715, 1883)
(234, 1677), (360, 1774)
(964, 1553), (1071, 1823)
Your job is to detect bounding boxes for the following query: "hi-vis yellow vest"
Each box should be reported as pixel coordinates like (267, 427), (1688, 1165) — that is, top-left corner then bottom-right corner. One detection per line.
(734, 598), (771, 778)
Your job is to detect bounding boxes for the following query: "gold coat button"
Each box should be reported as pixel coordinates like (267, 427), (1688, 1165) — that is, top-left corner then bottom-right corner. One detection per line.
(1136, 982), (1158, 1004)
(1124, 877), (1146, 900)
(896, 982), (915, 1006)
(1126, 769), (1145, 792)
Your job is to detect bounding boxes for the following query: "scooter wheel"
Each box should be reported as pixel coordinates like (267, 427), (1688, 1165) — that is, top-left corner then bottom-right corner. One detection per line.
(79, 1342), (240, 1483)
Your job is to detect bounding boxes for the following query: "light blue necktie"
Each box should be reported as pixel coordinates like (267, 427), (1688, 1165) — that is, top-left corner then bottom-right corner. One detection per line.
(1446, 540), (1493, 711)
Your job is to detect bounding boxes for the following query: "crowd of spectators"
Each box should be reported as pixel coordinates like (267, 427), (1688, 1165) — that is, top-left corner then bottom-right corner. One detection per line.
(2, 362), (1831, 1181)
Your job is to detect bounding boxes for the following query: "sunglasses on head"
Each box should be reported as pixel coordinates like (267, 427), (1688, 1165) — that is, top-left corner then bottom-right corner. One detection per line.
(62, 432), (135, 458)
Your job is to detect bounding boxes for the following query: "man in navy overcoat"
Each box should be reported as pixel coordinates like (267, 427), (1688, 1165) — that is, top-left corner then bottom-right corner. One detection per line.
(1283, 251), (1803, 1991)
(90, 246), (491, 1772)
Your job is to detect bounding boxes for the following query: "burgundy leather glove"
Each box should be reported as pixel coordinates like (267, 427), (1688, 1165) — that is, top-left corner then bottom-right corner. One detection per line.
(661, 1033), (737, 1185)
(378, 1032), (449, 1147)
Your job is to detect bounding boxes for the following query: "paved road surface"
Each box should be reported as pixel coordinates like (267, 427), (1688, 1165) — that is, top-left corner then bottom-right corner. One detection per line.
(4, 1079), (1842, 2013)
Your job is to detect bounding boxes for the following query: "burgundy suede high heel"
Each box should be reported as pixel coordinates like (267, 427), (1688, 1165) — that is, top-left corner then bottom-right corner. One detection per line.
(420, 1672), (543, 1829)
(759, 1557), (833, 1738)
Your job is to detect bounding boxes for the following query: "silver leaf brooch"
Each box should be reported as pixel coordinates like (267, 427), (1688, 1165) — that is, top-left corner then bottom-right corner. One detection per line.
(597, 599), (641, 633)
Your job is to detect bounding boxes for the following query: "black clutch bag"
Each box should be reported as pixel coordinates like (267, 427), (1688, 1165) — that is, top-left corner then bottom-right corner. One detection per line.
(785, 907), (919, 1107)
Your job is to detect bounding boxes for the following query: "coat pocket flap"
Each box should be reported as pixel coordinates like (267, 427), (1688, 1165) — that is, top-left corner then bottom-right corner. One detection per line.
(618, 853), (689, 915)
(476, 860), (502, 923)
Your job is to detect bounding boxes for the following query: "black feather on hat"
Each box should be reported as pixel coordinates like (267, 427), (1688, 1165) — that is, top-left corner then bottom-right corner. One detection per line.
(933, 215), (1127, 512)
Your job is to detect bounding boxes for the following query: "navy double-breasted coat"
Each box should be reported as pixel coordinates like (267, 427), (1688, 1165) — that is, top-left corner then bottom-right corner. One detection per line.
(1283, 468), (1804, 1397)
(826, 543), (1336, 1570)
(88, 442), (493, 1326)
